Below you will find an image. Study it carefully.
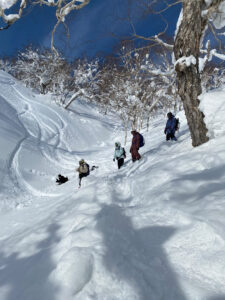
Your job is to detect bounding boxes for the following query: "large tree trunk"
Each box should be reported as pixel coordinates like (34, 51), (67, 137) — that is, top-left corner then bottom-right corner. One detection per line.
(174, 0), (209, 147)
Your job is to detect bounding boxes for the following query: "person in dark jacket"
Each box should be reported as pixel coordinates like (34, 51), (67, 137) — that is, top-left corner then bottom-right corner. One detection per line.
(164, 112), (177, 141)
(113, 142), (126, 169)
(130, 130), (141, 162)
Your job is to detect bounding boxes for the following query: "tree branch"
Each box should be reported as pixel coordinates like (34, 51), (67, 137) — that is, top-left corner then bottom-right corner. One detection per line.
(0, 0), (90, 53)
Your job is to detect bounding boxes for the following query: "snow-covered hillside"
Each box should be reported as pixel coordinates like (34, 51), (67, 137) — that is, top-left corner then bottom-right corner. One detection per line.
(0, 70), (225, 300)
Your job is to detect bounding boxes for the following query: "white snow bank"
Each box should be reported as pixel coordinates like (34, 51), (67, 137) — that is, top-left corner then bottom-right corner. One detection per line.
(199, 86), (225, 138)
(49, 248), (93, 298)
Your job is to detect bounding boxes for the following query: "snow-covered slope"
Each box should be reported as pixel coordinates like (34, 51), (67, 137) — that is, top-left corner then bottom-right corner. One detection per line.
(0, 70), (118, 208)
(0, 70), (225, 300)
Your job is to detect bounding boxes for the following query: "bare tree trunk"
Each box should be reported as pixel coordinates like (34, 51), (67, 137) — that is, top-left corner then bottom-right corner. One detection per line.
(146, 116), (150, 132)
(132, 111), (137, 130)
(139, 117), (143, 131)
(137, 117), (141, 132)
(173, 97), (177, 114)
(174, 0), (209, 147)
(121, 115), (129, 146)
(64, 91), (82, 109)
(124, 121), (128, 146)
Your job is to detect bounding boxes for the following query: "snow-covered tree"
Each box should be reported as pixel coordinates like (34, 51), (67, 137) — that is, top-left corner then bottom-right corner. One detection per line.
(201, 62), (225, 92)
(116, 44), (181, 131)
(131, 0), (225, 146)
(77, 45), (177, 142)
(0, 57), (11, 72)
(174, 0), (225, 146)
(0, 0), (90, 54)
(10, 47), (74, 103)
(64, 58), (99, 109)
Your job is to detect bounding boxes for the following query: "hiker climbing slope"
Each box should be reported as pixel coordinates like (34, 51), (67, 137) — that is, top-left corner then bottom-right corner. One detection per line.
(113, 142), (126, 169)
(76, 159), (90, 187)
(164, 112), (177, 141)
(130, 130), (144, 162)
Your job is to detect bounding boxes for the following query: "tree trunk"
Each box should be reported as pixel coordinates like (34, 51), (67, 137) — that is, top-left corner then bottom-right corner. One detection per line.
(174, 0), (209, 147)
(146, 116), (150, 132)
(64, 90), (82, 109)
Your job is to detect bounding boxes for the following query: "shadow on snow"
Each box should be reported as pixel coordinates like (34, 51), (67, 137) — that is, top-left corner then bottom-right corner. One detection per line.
(96, 203), (187, 300)
(0, 223), (61, 300)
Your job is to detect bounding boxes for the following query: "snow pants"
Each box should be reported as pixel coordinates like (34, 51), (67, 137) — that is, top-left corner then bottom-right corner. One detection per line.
(166, 132), (177, 141)
(79, 172), (89, 186)
(117, 158), (124, 169)
(130, 146), (141, 162)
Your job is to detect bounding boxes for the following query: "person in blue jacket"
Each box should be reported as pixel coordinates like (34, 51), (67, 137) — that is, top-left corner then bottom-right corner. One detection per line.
(164, 112), (177, 141)
(113, 142), (126, 169)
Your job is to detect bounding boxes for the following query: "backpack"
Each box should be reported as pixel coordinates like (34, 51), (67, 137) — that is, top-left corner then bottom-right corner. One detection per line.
(85, 163), (90, 175)
(175, 118), (180, 131)
(139, 133), (145, 147)
(123, 147), (126, 159)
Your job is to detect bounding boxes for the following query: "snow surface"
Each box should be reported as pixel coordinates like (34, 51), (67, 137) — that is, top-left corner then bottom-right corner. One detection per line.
(0, 70), (225, 300)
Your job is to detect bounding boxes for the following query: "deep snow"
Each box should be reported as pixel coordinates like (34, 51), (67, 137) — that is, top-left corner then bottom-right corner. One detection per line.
(0, 70), (225, 300)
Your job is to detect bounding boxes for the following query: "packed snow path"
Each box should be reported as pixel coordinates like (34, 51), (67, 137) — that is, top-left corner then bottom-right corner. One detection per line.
(0, 71), (225, 300)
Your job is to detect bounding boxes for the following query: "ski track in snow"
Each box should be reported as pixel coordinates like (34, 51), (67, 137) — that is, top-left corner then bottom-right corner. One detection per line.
(0, 95), (30, 205)
(12, 86), (66, 168)
(0, 71), (225, 300)
(10, 87), (65, 197)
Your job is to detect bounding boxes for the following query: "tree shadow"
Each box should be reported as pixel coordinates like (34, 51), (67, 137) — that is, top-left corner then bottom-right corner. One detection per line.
(0, 223), (61, 300)
(96, 204), (187, 300)
(208, 296), (225, 300)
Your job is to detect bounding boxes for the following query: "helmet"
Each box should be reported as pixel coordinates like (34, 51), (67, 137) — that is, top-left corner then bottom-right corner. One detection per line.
(79, 159), (85, 165)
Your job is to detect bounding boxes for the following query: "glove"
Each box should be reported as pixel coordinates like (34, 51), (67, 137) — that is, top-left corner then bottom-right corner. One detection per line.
(113, 158), (115, 162)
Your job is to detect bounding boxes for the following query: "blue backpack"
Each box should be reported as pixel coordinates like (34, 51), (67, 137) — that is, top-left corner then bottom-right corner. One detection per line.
(139, 133), (145, 147)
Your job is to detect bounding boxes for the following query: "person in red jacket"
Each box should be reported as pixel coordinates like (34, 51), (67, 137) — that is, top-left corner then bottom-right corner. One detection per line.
(130, 130), (141, 162)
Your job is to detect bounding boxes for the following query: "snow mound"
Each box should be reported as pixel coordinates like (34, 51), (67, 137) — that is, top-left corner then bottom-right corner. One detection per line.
(200, 87), (225, 138)
(49, 248), (93, 298)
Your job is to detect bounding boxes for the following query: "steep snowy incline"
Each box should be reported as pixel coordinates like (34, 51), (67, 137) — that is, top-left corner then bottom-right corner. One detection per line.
(0, 70), (225, 300)
(0, 70), (119, 208)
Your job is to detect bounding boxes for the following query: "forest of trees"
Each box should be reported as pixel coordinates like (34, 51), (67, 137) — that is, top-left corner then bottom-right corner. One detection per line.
(0, 0), (225, 147)
(1, 43), (224, 144)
